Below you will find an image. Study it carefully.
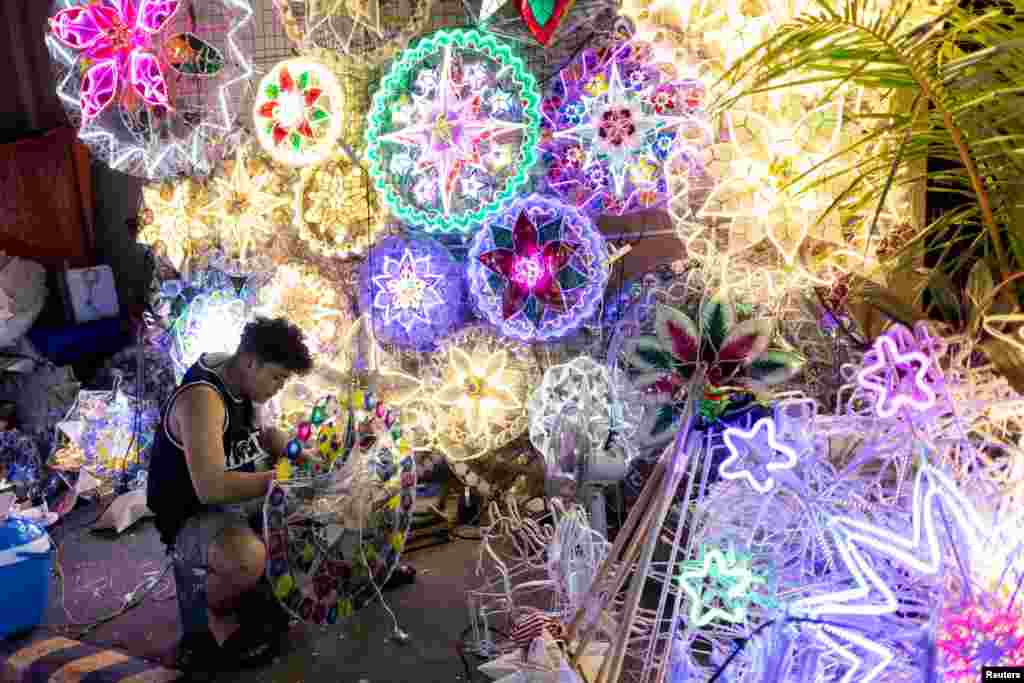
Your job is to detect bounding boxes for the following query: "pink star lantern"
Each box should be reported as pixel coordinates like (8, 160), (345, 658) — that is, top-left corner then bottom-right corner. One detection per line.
(856, 324), (941, 419)
(719, 417), (799, 494)
(49, 0), (178, 121)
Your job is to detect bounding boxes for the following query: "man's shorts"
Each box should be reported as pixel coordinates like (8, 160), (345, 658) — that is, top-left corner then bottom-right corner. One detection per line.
(170, 501), (264, 637)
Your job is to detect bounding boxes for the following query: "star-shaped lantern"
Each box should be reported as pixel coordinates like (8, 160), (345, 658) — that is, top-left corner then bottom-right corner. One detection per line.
(541, 40), (707, 217)
(856, 323), (942, 420)
(359, 235), (467, 351)
(366, 29), (542, 233)
(468, 195), (609, 343)
(677, 546), (759, 628)
(436, 347), (521, 439)
(719, 416), (800, 494)
(254, 58), (345, 167)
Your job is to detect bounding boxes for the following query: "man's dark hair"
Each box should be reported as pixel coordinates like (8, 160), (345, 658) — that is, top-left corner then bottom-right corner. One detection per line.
(237, 317), (314, 375)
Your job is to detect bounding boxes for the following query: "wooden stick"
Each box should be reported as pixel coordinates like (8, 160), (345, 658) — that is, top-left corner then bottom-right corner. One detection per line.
(598, 435), (691, 683)
(566, 452), (667, 646)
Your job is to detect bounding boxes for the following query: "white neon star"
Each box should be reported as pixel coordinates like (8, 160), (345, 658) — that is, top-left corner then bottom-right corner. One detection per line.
(719, 417), (799, 494)
(380, 45), (527, 217)
(553, 61), (690, 200)
(371, 249), (444, 332)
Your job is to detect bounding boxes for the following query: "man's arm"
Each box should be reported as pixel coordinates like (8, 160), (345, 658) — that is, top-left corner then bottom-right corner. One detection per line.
(176, 386), (274, 505)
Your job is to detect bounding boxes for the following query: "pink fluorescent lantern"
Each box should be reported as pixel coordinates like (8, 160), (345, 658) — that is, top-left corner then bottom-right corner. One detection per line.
(856, 323), (943, 419)
(49, 0), (178, 121)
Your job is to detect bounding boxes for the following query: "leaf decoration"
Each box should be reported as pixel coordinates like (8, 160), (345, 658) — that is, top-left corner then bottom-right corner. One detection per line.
(163, 33), (224, 76)
(651, 404), (678, 437)
(700, 293), (735, 351)
(629, 337), (677, 372)
(747, 350), (805, 386)
(654, 304), (700, 364)
(515, 0), (576, 46)
(718, 319), (773, 364)
(981, 334), (1024, 395)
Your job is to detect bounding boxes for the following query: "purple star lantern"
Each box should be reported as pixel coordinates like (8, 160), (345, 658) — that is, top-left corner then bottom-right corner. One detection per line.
(467, 194), (609, 343)
(539, 39), (712, 217)
(856, 322), (947, 420)
(358, 235), (468, 351)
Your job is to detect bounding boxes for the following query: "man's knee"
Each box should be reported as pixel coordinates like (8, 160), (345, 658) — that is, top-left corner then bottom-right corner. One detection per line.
(210, 525), (266, 586)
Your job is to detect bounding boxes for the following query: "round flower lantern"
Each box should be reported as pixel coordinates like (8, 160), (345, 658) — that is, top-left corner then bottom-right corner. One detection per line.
(254, 58), (345, 167)
(365, 29), (542, 234)
(467, 195), (610, 343)
(539, 39), (710, 217)
(358, 235), (467, 351)
(295, 155), (385, 259)
(45, 0), (255, 179)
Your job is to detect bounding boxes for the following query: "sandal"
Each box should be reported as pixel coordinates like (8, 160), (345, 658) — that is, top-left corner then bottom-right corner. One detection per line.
(383, 564), (417, 591)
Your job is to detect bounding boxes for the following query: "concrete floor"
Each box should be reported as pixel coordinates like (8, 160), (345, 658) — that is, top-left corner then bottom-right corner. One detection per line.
(38, 500), (487, 683)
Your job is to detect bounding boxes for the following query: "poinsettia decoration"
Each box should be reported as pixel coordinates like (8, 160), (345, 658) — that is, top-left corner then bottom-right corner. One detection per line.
(515, 0), (577, 46)
(627, 297), (805, 436)
(48, 0), (189, 121)
(477, 208), (577, 322)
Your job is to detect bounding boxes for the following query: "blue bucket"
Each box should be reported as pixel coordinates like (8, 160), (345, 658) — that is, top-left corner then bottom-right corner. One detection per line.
(0, 516), (52, 638)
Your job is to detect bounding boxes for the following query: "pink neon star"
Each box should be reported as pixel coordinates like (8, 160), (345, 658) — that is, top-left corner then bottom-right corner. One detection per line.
(49, 0), (179, 121)
(856, 328), (940, 419)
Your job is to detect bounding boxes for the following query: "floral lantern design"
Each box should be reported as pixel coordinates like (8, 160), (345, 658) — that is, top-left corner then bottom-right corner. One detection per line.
(45, 0), (255, 179)
(295, 155), (385, 259)
(254, 58), (345, 167)
(256, 264), (353, 361)
(539, 39), (710, 217)
(365, 29), (542, 234)
(467, 195), (609, 343)
(137, 177), (213, 273)
(358, 235), (467, 351)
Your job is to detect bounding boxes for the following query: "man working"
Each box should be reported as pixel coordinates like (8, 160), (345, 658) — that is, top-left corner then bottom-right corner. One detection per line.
(147, 317), (314, 670)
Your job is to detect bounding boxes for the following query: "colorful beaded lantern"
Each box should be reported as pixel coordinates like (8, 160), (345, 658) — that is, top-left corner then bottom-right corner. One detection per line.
(365, 29), (542, 233)
(467, 194), (610, 342)
(254, 58), (345, 167)
(264, 388), (416, 624)
(539, 39), (710, 217)
(45, 0), (255, 179)
(358, 235), (467, 351)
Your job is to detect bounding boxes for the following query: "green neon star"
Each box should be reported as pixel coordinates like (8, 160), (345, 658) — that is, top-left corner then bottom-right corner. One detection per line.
(677, 547), (757, 627)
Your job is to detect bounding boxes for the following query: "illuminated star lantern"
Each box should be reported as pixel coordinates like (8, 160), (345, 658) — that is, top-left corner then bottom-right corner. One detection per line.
(46, 0), (252, 180)
(719, 417), (800, 494)
(436, 346), (521, 442)
(358, 235), (467, 350)
(202, 142), (291, 258)
(365, 29), (542, 233)
(138, 177), (212, 271)
(541, 40), (708, 217)
(856, 324), (941, 420)
(254, 58), (345, 167)
(171, 291), (250, 380)
(676, 546), (758, 628)
(468, 195), (609, 343)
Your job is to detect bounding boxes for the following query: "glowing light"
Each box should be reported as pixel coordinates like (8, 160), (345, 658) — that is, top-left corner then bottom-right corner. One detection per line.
(856, 331), (939, 419)
(719, 416), (800, 494)
(46, 0), (255, 179)
(172, 292), (249, 380)
(358, 235), (466, 351)
(436, 347), (520, 440)
(295, 154), (384, 259)
(365, 29), (541, 233)
(137, 177), (212, 271)
(676, 546), (757, 627)
(254, 58), (345, 167)
(540, 39), (710, 217)
(467, 195), (609, 343)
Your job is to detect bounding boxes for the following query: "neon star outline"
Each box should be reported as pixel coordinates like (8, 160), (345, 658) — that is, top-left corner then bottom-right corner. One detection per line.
(379, 43), (527, 218)
(791, 463), (990, 683)
(677, 547), (756, 627)
(719, 417), (799, 494)
(856, 334), (938, 419)
(370, 248), (444, 332)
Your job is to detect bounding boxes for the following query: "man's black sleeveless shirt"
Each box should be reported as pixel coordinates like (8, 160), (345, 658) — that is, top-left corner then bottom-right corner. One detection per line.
(147, 354), (269, 545)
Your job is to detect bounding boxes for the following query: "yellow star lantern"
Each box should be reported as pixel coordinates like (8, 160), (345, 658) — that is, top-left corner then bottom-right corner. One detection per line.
(137, 177), (213, 272)
(436, 347), (520, 439)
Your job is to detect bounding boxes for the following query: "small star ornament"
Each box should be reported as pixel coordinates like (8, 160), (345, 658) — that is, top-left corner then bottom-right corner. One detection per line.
(719, 416), (800, 494)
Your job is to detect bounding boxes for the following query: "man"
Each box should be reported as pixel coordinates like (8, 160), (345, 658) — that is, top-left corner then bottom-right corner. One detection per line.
(147, 317), (314, 671)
